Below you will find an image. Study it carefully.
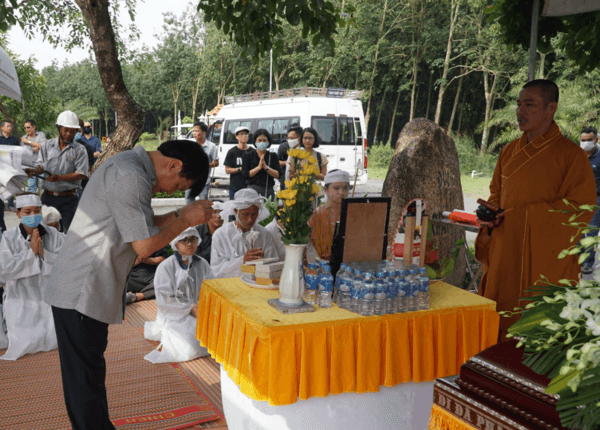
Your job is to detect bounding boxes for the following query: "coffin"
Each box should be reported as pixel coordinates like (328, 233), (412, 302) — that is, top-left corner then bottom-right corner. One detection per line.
(431, 339), (572, 430)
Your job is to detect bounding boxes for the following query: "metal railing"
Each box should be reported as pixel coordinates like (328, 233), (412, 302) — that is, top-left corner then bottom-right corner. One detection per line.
(224, 87), (364, 104)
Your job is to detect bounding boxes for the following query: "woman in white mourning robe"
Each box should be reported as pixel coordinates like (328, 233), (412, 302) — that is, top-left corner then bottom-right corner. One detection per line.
(210, 188), (279, 278)
(144, 227), (213, 363)
(0, 193), (65, 360)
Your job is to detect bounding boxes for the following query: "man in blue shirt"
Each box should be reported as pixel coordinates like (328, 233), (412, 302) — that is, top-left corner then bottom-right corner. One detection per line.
(0, 120), (20, 146)
(80, 121), (102, 164)
(580, 127), (600, 274)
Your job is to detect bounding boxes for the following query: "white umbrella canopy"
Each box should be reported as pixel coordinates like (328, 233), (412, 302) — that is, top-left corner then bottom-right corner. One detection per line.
(542, 0), (600, 17)
(0, 46), (22, 104)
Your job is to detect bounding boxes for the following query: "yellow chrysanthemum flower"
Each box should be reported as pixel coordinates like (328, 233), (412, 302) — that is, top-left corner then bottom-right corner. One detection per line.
(307, 156), (317, 165)
(312, 184), (320, 194)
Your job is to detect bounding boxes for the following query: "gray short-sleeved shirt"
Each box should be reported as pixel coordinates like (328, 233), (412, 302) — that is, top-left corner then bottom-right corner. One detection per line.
(20, 131), (46, 167)
(44, 145), (159, 324)
(36, 137), (89, 192)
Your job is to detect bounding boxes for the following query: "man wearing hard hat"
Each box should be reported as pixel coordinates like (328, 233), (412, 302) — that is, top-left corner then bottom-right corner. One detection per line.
(24, 111), (89, 232)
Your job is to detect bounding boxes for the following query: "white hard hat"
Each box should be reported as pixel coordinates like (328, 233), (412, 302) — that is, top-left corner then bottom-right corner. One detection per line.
(56, 110), (80, 129)
(235, 126), (250, 135)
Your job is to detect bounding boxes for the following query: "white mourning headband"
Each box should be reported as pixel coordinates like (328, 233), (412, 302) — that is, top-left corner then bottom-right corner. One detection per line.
(169, 226), (201, 250)
(220, 188), (270, 222)
(16, 194), (42, 209)
(324, 170), (350, 185)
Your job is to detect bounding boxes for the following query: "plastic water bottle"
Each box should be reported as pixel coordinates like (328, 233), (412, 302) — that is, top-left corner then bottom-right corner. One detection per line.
(318, 264), (334, 308)
(303, 263), (318, 305)
(338, 265), (352, 310)
(334, 263), (348, 305)
(374, 272), (387, 315)
(350, 269), (364, 314)
(397, 270), (408, 313)
(418, 267), (430, 310)
(406, 269), (418, 312)
(386, 269), (398, 314)
(360, 272), (375, 316)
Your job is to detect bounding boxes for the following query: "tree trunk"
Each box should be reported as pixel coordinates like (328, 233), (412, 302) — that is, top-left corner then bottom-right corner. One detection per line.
(388, 87), (402, 145)
(480, 71), (497, 153)
(103, 107), (109, 138)
(448, 65), (465, 134)
(409, 57), (419, 122)
(457, 86), (466, 134)
(74, 0), (146, 174)
(373, 87), (387, 145)
(434, 0), (461, 125)
(364, 0), (389, 131)
(425, 72), (434, 120)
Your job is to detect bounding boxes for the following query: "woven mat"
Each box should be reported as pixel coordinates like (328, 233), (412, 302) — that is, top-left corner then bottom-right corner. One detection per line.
(0, 302), (222, 430)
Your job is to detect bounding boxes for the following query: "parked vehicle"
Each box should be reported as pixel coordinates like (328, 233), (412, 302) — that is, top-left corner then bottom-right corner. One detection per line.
(196, 87), (368, 184)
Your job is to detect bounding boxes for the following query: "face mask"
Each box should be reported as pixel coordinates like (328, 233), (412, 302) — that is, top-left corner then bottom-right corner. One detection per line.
(21, 214), (43, 228)
(581, 141), (596, 152)
(74, 132), (82, 141)
(288, 138), (299, 148)
(83, 127), (92, 134)
(256, 141), (269, 151)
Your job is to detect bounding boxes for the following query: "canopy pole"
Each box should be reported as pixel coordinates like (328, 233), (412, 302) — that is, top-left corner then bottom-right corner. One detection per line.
(528, 0), (540, 81)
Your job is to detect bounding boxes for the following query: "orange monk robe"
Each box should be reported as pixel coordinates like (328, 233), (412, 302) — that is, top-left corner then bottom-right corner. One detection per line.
(308, 205), (338, 261)
(475, 122), (596, 337)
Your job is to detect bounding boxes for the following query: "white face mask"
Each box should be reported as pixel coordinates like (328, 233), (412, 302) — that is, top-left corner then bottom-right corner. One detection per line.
(288, 138), (299, 148)
(580, 141), (596, 152)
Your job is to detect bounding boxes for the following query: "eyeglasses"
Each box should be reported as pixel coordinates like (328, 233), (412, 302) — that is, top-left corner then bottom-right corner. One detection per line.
(179, 237), (199, 245)
(24, 126), (32, 129)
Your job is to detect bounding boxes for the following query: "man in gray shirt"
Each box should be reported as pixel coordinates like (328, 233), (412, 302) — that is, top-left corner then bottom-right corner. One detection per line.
(20, 119), (46, 193)
(25, 110), (89, 232)
(44, 139), (213, 430)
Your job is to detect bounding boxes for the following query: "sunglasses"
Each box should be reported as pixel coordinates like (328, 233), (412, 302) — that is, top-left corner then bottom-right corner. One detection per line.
(179, 237), (199, 245)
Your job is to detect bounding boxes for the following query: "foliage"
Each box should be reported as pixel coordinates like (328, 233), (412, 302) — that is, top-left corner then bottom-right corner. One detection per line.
(453, 134), (498, 176)
(258, 196), (279, 227)
(486, 0), (600, 73)
(276, 148), (321, 244)
(153, 190), (185, 199)
(182, 116), (193, 124)
(197, 0), (354, 59)
(504, 200), (600, 430)
(368, 143), (395, 169)
(139, 132), (155, 142)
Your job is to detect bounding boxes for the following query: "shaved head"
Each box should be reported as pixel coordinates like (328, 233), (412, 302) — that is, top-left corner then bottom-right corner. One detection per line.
(522, 79), (559, 106)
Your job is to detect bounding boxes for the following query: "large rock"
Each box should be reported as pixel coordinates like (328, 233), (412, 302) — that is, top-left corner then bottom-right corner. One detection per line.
(382, 118), (467, 286)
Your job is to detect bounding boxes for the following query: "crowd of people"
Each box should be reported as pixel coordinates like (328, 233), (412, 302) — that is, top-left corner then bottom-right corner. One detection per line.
(0, 111), (353, 428)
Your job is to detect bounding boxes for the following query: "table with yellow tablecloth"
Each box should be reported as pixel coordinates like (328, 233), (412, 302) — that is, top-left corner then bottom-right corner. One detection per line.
(196, 279), (499, 409)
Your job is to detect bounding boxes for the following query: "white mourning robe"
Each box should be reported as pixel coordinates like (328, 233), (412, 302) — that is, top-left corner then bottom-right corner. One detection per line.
(210, 222), (279, 278)
(0, 224), (65, 360)
(0, 229), (7, 349)
(264, 219), (286, 261)
(144, 254), (213, 363)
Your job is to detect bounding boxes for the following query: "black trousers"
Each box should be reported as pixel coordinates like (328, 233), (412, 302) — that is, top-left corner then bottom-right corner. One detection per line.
(125, 268), (156, 300)
(0, 198), (6, 232)
(41, 193), (79, 232)
(52, 306), (115, 430)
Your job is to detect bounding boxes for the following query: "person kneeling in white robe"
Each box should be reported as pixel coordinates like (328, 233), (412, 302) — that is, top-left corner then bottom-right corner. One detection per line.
(211, 188), (279, 278)
(0, 193), (65, 360)
(144, 227), (213, 363)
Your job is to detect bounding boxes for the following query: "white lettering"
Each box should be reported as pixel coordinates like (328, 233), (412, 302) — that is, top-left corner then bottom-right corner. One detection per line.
(476, 415), (486, 429)
(485, 420), (495, 430)
(463, 406), (472, 422)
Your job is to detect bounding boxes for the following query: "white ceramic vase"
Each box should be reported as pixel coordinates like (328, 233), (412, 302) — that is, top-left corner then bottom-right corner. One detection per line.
(278, 244), (307, 306)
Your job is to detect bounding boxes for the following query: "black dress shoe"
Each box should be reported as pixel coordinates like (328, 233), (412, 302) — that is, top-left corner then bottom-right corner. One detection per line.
(582, 264), (594, 275)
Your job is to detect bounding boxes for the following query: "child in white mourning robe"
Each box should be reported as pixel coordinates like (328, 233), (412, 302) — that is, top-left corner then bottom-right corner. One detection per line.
(144, 227), (213, 363)
(0, 193), (65, 360)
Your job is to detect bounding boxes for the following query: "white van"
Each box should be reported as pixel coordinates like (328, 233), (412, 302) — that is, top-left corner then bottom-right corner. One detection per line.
(199, 88), (368, 185)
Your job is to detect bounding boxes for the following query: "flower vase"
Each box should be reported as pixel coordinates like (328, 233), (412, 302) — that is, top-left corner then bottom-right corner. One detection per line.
(278, 244), (306, 306)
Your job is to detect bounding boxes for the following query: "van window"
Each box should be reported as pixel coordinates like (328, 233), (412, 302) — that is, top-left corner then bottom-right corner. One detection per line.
(207, 121), (223, 143)
(354, 118), (363, 138)
(256, 117), (301, 144)
(224, 120), (252, 144)
(338, 117), (355, 145)
(311, 117), (336, 145)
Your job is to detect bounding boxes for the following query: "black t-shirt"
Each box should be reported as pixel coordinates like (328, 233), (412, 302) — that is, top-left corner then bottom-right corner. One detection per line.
(277, 142), (290, 162)
(224, 146), (255, 191)
(242, 150), (281, 193)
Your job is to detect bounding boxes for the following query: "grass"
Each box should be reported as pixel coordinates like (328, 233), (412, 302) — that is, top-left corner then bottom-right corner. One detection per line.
(461, 174), (492, 199)
(138, 138), (161, 152)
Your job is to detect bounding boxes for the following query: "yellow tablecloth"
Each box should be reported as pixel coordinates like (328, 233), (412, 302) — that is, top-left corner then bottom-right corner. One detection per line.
(196, 279), (499, 406)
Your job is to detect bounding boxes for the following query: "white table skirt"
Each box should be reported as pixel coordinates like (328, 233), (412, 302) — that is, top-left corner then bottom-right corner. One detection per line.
(220, 365), (435, 430)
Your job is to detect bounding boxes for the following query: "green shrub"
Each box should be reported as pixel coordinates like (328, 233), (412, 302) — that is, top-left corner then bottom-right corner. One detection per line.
(153, 191), (185, 198)
(453, 134), (498, 177)
(368, 143), (395, 169)
(140, 132), (156, 141)
(182, 116), (193, 124)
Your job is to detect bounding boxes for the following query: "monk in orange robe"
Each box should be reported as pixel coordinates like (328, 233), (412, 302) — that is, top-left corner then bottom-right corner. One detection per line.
(475, 79), (596, 339)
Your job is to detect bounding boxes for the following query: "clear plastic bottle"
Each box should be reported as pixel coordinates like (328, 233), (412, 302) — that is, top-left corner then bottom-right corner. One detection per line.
(397, 270), (408, 313)
(385, 269), (398, 314)
(334, 263), (348, 305)
(406, 269), (418, 312)
(350, 268), (363, 314)
(359, 272), (375, 316)
(418, 267), (430, 310)
(318, 264), (334, 308)
(374, 271), (387, 315)
(303, 263), (318, 305)
(338, 264), (352, 309)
